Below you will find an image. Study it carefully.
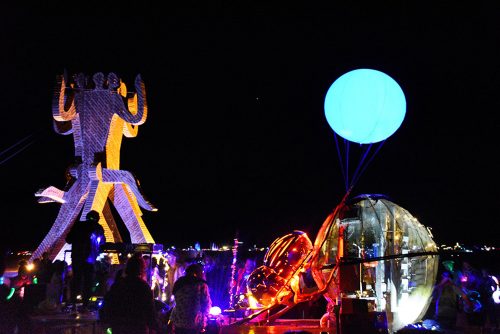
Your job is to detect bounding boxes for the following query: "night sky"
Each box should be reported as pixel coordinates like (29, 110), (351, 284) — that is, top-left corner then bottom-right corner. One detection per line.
(2, 4), (500, 251)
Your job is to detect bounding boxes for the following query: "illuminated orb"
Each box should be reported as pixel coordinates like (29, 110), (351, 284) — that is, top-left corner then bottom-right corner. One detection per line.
(324, 68), (406, 144)
(311, 194), (438, 332)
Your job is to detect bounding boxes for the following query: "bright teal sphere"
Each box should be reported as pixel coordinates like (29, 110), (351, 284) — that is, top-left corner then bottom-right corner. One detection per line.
(324, 69), (406, 144)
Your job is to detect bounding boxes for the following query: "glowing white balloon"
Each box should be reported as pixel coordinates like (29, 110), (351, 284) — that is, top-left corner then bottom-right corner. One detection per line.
(324, 69), (406, 144)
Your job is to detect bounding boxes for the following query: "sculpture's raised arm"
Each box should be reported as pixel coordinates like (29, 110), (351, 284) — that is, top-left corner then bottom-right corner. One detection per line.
(115, 74), (148, 125)
(52, 73), (76, 122)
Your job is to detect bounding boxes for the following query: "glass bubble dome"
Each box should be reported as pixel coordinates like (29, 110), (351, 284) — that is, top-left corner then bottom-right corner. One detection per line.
(311, 194), (439, 332)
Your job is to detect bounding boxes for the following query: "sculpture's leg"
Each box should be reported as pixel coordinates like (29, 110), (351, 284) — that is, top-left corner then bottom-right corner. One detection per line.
(102, 200), (123, 243)
(113, 184), (154, 244)
(83, 164), (124, 244)
(82, 164), (106, 218)
(101, 200), (123, 264)
(81, 177), (124, 265)
(102, 168), (157, 211)
(30, 179), (87, 261)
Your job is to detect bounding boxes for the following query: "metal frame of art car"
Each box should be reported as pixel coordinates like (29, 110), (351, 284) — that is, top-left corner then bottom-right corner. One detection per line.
(230, 193), (439, 333)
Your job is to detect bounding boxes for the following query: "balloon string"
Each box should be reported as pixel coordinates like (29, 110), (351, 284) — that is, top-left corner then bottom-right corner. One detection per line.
(350, 140), (386, 189)
(344, 139), (350, 192)
(333, 133), (348, 192)
(334, 135), (387, 193)
(349, 143), (373, 190)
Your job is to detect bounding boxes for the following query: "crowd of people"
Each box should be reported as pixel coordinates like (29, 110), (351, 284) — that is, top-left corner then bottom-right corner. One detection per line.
(431, 258), (499, 333)
(1, 221), (499, 334)
(0, 210), (218, 334)
(0, 248), (216, 333)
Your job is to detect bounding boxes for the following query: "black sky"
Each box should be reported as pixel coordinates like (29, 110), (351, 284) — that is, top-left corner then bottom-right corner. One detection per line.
(1, 3), (500, 251)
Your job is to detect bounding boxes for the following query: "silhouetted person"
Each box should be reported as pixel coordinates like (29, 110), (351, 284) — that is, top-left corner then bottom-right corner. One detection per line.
(36, 251), (53, 285)
(169, 263), (212, 334)
(101, 254), (156, 334)
(478, 267), (498, 330)
(65, 210), (105, 311)
(150, 256), (162, 299)
(235, 257), (257, 296)
(457, 260), (481, 291)
(37, 260), (66, 314)
(143, 254), (152, 285)
(158, 257), (167, 296)
(165, 251), (183, 306)
(106, 267), (124, 293)
(0, 246), (18, 334)
(9, 260), (32, 291)
(433, 270), (471, 331)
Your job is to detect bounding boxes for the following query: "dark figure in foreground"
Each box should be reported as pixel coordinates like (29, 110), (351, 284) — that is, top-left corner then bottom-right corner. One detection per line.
(433, 270), (471, 332)
(9, 260), (32, 292)
(65, 210), (105, 311)
(478, 267), (499, 330)
(0, 246), (18, 334)
(101, 254), (156, 334)
(169, 263), (212, 334)
(234, 257), (257, 297)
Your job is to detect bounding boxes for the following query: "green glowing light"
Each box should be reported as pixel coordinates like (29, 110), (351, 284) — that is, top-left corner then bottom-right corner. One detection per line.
(6, 288), (15, 301)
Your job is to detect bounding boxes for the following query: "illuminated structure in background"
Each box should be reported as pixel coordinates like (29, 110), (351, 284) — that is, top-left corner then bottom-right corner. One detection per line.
(30, 72), (157, 262)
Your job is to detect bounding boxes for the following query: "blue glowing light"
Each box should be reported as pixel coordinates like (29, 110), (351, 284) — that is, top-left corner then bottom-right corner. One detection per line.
(324, 68), (406, 144)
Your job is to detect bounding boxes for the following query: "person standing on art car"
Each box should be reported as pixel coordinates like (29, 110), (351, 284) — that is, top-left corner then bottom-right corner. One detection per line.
(65, 210), (105, 312)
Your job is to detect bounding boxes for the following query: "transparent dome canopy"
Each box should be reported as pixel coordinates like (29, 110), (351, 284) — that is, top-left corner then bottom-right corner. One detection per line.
(311, 194), (439, 332)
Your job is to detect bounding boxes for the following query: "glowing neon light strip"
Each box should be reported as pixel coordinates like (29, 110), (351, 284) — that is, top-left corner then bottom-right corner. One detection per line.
(6, 288), (15, 300)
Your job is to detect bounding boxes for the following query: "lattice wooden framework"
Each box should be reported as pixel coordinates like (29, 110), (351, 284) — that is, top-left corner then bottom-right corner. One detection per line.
(30, 72), (157, 263)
